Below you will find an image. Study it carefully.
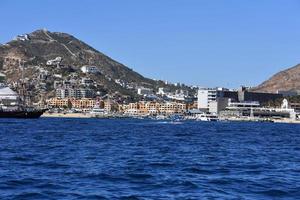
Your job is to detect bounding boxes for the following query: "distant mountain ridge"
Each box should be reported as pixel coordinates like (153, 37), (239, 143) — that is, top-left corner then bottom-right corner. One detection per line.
(253, 64), (300, 94)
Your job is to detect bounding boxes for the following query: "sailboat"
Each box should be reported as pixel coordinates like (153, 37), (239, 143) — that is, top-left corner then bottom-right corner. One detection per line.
(0, 61), (46, 118)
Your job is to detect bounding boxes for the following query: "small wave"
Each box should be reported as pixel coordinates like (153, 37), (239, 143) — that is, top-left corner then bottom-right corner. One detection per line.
(149, 162), (175, 168)
(36, 182), (67, 190)
(259, 189), (289, 197)
(3, 178), (39, 187)
(9, 192), (49, 199)
(183, 167), (212, 174)
(10, 156), (33, 162)
(179, 180), (199, 189)
(126, 173), (153, 179)
(119, 195), (141, 200)
(81, 172), (129, 182)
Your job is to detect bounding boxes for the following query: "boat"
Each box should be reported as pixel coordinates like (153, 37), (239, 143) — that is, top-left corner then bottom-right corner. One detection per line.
(0, 107), (46, 118)
(196, 113), (219, 121)
(89, 100), (107, 118)
(0, 62), (46, 118)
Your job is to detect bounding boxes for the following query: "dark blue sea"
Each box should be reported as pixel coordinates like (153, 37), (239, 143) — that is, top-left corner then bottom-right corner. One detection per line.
(0, 118), (299, 199)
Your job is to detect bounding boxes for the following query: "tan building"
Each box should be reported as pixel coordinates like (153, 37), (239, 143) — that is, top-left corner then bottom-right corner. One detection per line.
(121, 101), (187, 115)
(70, 98), (96, 109)
(47, 98), (71, 108)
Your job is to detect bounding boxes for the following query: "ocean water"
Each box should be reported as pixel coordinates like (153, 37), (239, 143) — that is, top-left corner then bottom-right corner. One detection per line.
(0, 118), (299, 200)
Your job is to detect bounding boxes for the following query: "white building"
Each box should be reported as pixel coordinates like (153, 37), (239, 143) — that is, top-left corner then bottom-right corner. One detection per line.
(81, 78), (93, 86)
(81, 66), (99, 74)
(137, 87), (153, 96)
(157, 87), (170, 96)
(197, 87), (228, 110)
(46, 57), (62, 66)
(197, 88), (217, 109)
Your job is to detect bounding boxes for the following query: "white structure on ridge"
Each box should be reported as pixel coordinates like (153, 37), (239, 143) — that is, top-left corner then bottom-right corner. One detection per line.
(81, 66), (99, 74)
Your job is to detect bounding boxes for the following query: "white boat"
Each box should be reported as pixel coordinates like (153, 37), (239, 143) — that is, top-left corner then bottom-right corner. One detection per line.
(196, 113), (219, 121)
(90, 101), (107, 117)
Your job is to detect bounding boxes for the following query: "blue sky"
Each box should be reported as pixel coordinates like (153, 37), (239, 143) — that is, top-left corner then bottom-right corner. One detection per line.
(1, 0), (300, 88)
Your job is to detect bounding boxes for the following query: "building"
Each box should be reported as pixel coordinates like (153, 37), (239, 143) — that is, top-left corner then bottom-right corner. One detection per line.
(0, 73), (6, 83)
(157, 87), (170, 96)
(81, 78), (93, 86)
(120, 101), (187, 115)
(46, 57), (62, 66)
(237, 87), (283, 103)
(70, 98), (96, 109)
(208, 98), (229, 114)
(56, 88), (95, 99)
(56, 88), (70, 99)
(197, 87), (283, 111)
(80, 66), (99, 74)
(137, 87), (153, 96)
(277, 90), (299, 97)
(47, 98), (71, 108)
(219, 99), (294, 119)
(197, 88), (224, 110)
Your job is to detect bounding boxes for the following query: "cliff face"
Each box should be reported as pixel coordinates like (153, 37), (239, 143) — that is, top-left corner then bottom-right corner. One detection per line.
(253, 64), (300, 93)
(0, 29), (165, 100)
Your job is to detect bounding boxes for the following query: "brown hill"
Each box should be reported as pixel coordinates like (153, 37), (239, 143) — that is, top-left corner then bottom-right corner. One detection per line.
(253, 64), (300, 93)
(0, 29), (186, 101)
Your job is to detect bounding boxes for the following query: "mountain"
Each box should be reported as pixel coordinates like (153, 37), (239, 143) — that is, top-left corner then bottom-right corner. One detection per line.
(253, 64), (300, 94)
(0, 29), (185, 101)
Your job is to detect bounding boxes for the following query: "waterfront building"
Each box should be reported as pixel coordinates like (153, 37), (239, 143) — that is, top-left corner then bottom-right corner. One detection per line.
(197, 87), (226, 110)
(70, 98), (96, 109)
(198, 87), (283, 111)
(277, 90), (299, 97)
(290, 103), (300, 111)
(47, 98), (71, 108)
(237, 87), (283, 103)
(208, 98), (229, 114)
(159, 102), (187, 114)
(120, 101), (187, 115)
(219, 99), (295, 119)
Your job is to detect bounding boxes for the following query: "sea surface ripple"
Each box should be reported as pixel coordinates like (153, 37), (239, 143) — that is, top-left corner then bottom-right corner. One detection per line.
(0, 118), (299, 199)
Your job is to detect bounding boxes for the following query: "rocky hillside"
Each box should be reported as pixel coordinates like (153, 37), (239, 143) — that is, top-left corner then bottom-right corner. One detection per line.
(253, 64), (300, 93)
(0, 29), (187, 101)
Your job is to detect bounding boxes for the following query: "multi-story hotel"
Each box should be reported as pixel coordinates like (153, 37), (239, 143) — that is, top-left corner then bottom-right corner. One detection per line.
(120, 101), (187, 115)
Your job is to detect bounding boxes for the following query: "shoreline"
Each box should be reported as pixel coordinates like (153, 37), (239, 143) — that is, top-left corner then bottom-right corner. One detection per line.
(42, 112), (300, 124)
(42, 112), (91, 118)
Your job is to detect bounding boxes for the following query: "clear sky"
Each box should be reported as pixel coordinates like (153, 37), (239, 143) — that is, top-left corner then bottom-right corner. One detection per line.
(1, 0), (300, 88)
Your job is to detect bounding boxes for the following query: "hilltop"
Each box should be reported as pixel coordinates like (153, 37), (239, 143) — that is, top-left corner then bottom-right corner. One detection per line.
(253, 64), (300, 94)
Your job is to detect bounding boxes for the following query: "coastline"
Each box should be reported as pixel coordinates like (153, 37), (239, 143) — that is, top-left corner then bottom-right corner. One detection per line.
(42, 112), (91, 118)
(41, 112), (300, 124)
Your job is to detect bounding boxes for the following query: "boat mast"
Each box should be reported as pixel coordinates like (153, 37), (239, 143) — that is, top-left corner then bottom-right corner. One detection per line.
(18, 59), (27, 107)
